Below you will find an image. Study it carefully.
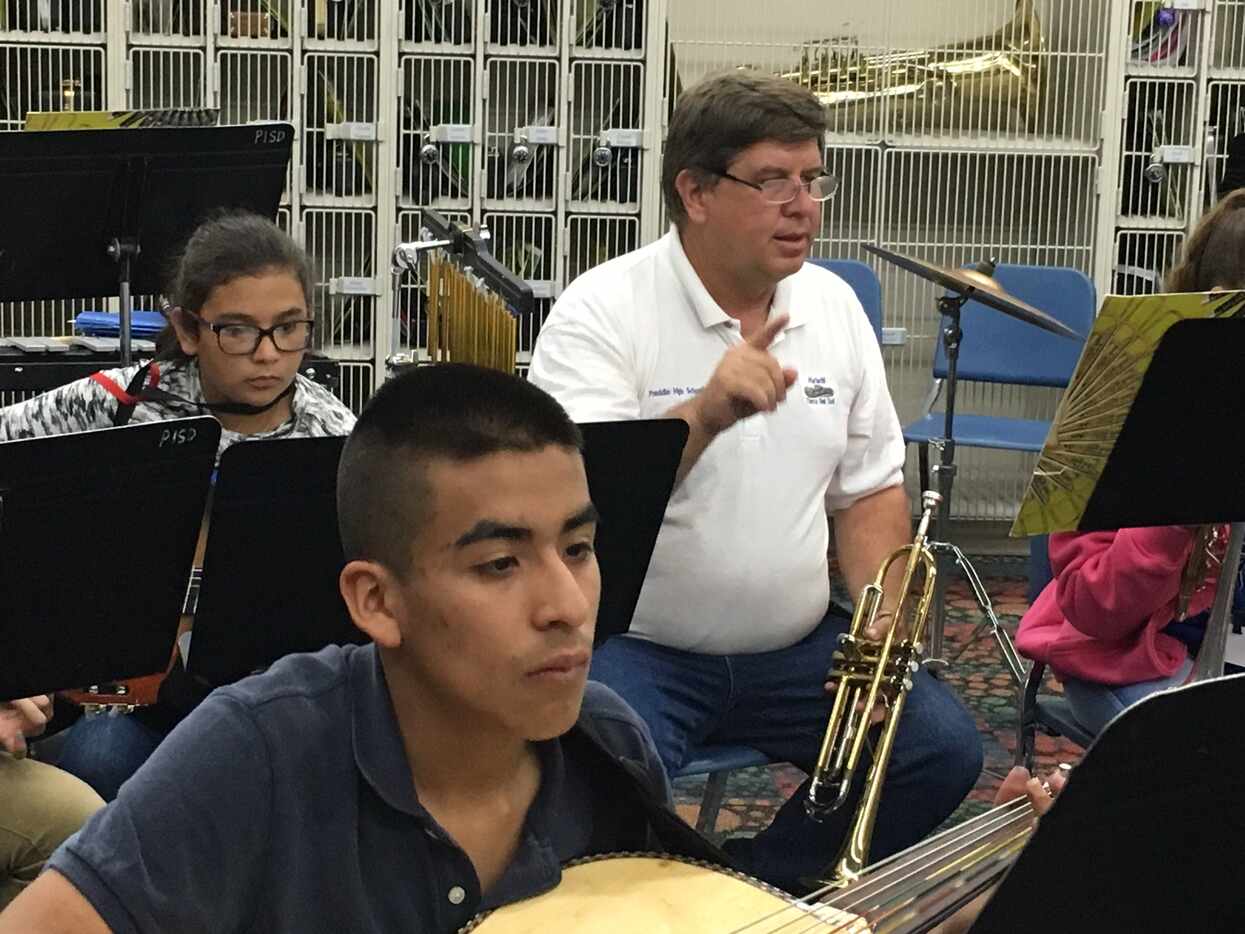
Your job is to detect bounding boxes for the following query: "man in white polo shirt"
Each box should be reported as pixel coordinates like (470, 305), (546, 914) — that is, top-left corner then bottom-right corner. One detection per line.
(529, 70), (982, 892)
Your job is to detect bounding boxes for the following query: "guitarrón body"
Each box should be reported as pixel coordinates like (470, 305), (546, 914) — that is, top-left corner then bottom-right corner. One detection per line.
(461, 854), (870, 933)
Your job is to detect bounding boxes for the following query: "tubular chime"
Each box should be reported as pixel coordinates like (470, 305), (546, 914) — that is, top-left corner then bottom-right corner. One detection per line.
(425, 249), (518, 374)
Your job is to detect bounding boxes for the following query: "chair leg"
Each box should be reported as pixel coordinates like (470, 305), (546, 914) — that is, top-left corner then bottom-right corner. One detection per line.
(696, 771), (729, 835)
(1015, 662), (1044, 773)
(918, 442), (930, 494)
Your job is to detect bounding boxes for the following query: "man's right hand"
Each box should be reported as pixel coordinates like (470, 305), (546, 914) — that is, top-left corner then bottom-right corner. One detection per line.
(684, 312), (798, 437)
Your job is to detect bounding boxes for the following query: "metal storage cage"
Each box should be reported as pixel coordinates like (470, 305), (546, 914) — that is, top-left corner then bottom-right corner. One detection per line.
(0, 0), (1237, 448)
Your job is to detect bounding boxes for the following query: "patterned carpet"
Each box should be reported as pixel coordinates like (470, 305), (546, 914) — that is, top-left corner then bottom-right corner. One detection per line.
(671, 557), (1085, 841)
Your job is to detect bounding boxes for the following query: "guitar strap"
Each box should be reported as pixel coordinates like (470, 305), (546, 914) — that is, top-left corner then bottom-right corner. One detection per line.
(97, 360), (296, 427)
(567, 718), (733, 867)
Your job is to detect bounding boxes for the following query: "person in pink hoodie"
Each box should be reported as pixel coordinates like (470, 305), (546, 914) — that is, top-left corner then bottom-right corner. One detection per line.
(1016, 190), (1245, 735)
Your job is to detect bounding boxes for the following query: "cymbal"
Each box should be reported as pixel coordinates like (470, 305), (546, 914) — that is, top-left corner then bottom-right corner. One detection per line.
(863, 243), (1084, 340)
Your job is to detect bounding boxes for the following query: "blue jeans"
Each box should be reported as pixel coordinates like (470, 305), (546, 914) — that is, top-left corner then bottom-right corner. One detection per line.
(54, 711), (171, 802)
(590, 607), (983, 892)
(1060, 654), (1194, 737)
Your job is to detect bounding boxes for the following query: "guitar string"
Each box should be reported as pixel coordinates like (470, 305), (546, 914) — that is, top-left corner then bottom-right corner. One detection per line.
(723, 797), (1033, 934)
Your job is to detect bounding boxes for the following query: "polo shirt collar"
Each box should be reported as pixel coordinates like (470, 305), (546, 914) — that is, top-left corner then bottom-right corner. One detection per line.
(350, 644), (423, 817)
(348, 644), (568, 823)
(664, 227), (809, 332)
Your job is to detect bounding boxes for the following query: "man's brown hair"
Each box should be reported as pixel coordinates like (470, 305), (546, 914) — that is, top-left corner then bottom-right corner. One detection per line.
(661, 70), (827, 227)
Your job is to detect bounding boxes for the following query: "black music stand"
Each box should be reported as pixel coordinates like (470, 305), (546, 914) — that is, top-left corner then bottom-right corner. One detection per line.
(185, 436), (357, 689)
(971, 673), (1245, 932)
(0, 123), (293, 366)
(183, 418), (685, 687)
(583, 419), (687, 646)
(1020, 316), (1245, 679)
(0, 417), (218, 701)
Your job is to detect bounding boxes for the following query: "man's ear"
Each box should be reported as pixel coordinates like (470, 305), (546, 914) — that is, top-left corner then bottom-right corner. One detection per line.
(674, 167), (715, 226)
(168, 308), (201, 357)
(339, 559), (405, 649)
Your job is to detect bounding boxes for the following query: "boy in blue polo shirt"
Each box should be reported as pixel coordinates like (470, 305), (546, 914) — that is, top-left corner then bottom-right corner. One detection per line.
(0, 363), (718, 933)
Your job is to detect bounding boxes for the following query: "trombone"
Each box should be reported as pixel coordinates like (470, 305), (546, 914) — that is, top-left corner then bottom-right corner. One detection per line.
(806, 490), (941, 888)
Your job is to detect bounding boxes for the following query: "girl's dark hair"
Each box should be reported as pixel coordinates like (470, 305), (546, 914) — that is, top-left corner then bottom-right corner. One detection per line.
(1166, 190), (1245, 293)
(155, 210), (316, 361)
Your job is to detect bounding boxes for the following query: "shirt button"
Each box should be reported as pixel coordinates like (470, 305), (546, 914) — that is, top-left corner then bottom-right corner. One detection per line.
(448, 886), (466, 905)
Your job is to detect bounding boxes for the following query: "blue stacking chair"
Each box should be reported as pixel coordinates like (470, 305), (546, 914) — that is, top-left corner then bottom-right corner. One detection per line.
(810, 257), (883, 344)
(901, 264), (1094, 493)
(673, 258), (885, 835)
(674, 744), (776, 834)
(1015, 534), (1096, 772)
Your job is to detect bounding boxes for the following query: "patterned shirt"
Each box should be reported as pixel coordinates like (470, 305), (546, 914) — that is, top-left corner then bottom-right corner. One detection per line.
(0, 359), (356, 461)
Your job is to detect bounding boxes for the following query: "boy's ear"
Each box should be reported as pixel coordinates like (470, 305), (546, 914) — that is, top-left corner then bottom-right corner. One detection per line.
(339, 560), (404, 648)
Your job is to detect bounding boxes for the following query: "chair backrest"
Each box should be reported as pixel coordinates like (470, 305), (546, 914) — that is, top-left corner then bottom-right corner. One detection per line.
(932, 264), (1094, 387)
(809, 258), (883, 344)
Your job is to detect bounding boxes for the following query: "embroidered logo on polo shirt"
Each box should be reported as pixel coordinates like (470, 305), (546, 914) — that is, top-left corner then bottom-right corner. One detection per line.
(804, 378), (835, 405)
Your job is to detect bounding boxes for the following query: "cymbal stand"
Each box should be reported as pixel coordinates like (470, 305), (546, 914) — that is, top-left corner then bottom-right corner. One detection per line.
(922, 288), (1026, 687)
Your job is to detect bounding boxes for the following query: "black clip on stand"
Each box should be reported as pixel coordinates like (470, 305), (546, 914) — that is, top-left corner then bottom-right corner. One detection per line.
(107, 237), (141, 366)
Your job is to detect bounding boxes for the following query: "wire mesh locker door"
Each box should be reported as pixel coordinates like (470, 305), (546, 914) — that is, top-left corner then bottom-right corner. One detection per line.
(1117, 78), (1198, 226)
(0, 45), (106, 130)
(1207, 81), (1245, 208)
(1113, 230), (1184, 295)
(303, 52), (379, 206)
(813, 145), (883, 264)
(571, 0), (646, 58)
(217, 1), (290, 39)
(129, 48), (207, 110)
(1212, 0), (1245, 73)
(305, 208), (378, 359)
(129, 0), (205, 40)
(488, 0), (560, 54)
(404, 0), (475, 47)
(568, 60), (643, 213)
(306, 0), (377, 43)
(484, 57), (561, 212)
(565, 214), (638, 286)
(1126, 0), (1205, 74)
(881, 147), (1098, 520)
(336, 361), (375, 412)
(394, 209), (473, 359)
(1, 0), (105, 34)
(482, 211), (556, 372)
(219, 51), (295, 199)
(399, 55), (475, 213)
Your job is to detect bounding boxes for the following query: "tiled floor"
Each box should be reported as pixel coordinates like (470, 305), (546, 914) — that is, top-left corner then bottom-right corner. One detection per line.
(671, 560), (1085, 840)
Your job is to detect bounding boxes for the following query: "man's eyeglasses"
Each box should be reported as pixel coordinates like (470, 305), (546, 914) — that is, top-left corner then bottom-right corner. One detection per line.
(186, 311), (316, 356)
(714, 170), (839, 205)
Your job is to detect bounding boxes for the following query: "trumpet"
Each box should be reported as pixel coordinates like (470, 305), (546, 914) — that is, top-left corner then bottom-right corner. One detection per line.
(806, 490), (941, 888)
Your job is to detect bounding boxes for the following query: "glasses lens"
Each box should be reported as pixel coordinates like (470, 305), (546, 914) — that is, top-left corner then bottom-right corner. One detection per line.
(809, 174), (839, 201)
(273, 321), (314, 351)
(759, 178), (798, 204)
(218, 325), (260, 355)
